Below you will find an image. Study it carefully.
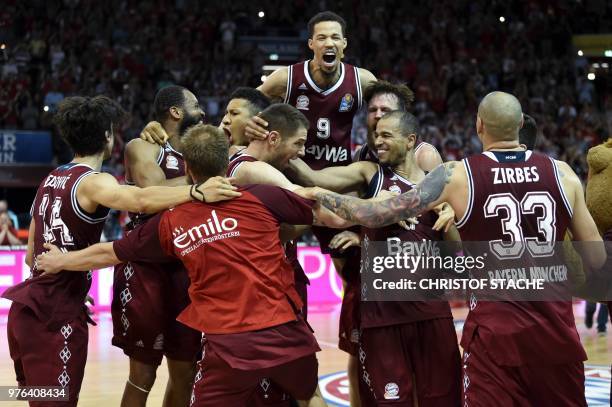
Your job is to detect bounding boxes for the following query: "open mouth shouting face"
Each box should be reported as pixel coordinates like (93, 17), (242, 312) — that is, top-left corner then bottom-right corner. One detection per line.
(309, 21), (347, 74)
(221, 98), (252, 146)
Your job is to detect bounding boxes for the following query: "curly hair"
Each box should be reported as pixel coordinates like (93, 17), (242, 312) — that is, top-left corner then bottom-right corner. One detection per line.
(54, 95), (126, 156)
(363, 81), (415, 111)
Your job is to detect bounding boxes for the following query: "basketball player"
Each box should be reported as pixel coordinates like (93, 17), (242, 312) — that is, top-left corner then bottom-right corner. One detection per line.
(291, 111), (461, 405)
(355, 80), (443, 173)
(301, 91), (607, 406)
(285, 80), (446, 406)
(251, 11), (376, 165)
(35, 124), (340, 406)
(248, 13), (377, 317)
(226, 103), (338, 406)
(249, 8), (376, 314)
(113, 85), (207, 407)
(2, 96), (238, 406)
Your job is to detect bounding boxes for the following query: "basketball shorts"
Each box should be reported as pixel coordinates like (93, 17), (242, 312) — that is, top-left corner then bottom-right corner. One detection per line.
(190, 344), (318, 406)
(7, 302), (88, 406)
(111, 261), (201, 366)
(359, 318), (461, 406)
(247, 380), (293, 407)
(462, 330), (586, 406)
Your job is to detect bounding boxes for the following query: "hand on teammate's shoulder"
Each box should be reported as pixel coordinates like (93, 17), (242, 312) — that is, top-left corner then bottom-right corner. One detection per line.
(139, 121), (168, 145)
(193, 176), (241, 203)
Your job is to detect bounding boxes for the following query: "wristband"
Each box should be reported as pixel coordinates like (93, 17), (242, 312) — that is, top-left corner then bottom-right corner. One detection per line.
(190, 184), (207, 202)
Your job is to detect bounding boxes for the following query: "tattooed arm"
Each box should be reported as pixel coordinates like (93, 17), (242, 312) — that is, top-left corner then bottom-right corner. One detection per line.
(308, 162), (458, 228)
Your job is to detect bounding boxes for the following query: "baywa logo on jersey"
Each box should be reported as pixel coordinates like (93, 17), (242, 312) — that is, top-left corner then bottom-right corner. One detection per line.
(172, 210), (240, 253)
(306, 145), (349, 163)
(384, 382), (400, 400)
(296, 95), (309, 110)
(339, 93), (354, 112)
(166, 155), (179, 170)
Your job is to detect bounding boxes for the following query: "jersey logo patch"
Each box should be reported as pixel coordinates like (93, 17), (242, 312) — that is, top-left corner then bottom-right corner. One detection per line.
(339, 93), (354, 112)
(296, 95), (309, 110)
(388, 185), (402, 194)
(166, 155), (179, 170)
(298, 83), (308, 90)
(384, 382), (400, 399)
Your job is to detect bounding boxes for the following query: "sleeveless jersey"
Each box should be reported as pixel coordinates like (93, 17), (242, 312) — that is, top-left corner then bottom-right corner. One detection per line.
(361, 164), (451, 328)
(285, 60), (362, 170)
(2, 163), (109, 328)
(355, 144), (379, 163)
(457, 150), (585, 366)
(126, 142), (185, 224)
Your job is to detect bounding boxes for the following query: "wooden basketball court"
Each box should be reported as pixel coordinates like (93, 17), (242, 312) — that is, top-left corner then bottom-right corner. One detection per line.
(0, 303), (610, 406)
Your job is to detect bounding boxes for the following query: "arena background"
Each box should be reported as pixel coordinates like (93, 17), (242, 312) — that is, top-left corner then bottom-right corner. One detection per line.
(0, 0), (610, 405)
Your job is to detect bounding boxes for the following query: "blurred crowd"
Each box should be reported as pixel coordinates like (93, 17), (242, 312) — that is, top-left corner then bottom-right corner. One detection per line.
(1, 0), (611, 237)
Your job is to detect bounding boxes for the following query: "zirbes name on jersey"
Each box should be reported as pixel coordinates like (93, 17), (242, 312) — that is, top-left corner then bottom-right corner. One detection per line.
(172, 210), (240, 254)
(305, 144), (349, 163)
(492, 166), (539, 184)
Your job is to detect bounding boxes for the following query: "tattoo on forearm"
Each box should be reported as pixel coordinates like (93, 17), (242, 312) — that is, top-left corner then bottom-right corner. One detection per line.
(314, 163), (456, 228)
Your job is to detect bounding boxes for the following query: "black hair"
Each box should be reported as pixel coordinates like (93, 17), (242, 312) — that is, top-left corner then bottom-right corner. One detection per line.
(307, 11), (347, 37)
(54, 96), (126, 156)
(153, 85), (188, 122)
(363, 81), (415, 112)
(519, 113), (537, 150)
(229, 87), (271, 115)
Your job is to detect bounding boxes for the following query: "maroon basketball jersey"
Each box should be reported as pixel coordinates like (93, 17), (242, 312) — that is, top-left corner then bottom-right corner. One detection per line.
(126, 142), (185, 184)
(3, 163), (109, 328)
(361, 165), (451, 328)
(355, 144), (379, 163)
(457, 150), (585, 366)
(126, 142), (185, 223)
(285, 60), (362, 170)
(227, 150), (257, 178)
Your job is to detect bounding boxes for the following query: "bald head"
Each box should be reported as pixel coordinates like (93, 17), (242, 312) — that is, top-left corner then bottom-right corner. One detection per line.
(477, 91), (523, 142)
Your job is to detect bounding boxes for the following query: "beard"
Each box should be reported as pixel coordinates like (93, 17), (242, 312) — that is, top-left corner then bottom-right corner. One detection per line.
(179, 112), (202, 137)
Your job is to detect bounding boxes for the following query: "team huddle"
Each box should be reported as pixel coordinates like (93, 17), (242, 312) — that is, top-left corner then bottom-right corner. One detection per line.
(4, 10), (610, 407)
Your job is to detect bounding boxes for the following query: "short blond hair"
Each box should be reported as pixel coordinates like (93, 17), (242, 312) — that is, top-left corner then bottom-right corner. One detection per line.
(182, 124), (229, 180)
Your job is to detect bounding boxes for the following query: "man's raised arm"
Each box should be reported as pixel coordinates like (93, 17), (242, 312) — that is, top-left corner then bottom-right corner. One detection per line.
(79, 173), (240, 214)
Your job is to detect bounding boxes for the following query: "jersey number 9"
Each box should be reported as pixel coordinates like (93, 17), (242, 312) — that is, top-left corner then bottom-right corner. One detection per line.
(316, 118), (331, 139)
